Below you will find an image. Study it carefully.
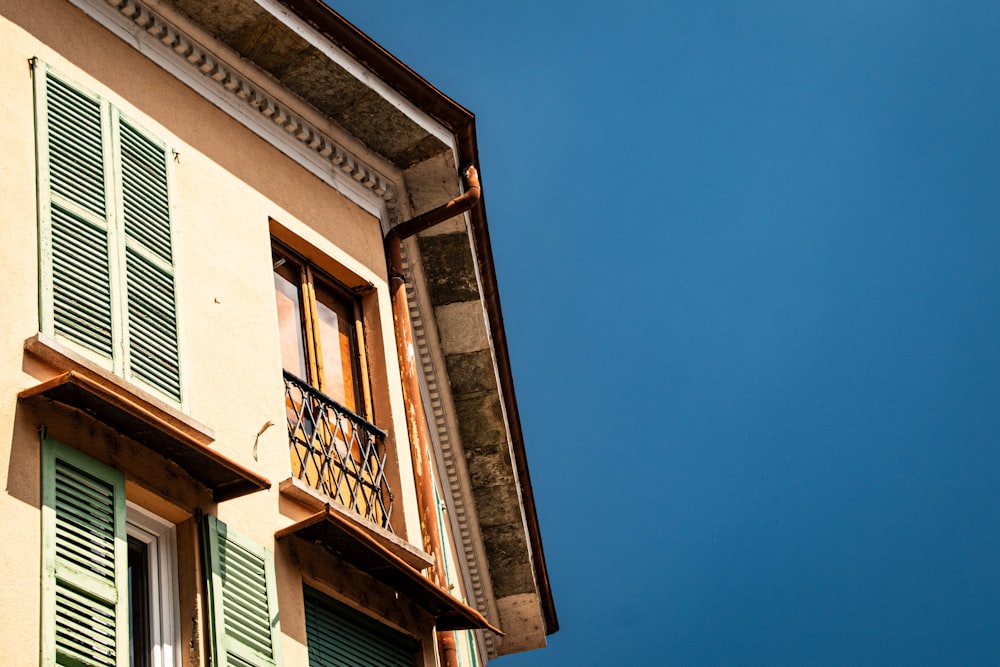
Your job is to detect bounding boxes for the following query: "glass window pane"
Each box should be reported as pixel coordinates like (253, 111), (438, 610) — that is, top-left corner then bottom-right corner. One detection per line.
(128, 537), (150, 667)
(314, 282), (358, 413)
(274, 262), (308, 381)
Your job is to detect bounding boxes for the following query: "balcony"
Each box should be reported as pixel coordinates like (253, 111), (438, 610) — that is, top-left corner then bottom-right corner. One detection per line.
(283, 371), (393, 531)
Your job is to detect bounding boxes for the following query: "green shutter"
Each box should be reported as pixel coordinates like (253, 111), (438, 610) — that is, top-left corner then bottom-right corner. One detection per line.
(42, 438), (127, 667)
(304, 586), (418, 667)
(46, 74), (107, 219)
(203, 515), (282, 667)
(34, 64), (182, 403)
(118, 118), (180, 400)
(40, 71), (115, 358)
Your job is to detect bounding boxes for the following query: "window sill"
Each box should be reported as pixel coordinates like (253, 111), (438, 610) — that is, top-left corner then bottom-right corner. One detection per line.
(20, 333), (270, 502)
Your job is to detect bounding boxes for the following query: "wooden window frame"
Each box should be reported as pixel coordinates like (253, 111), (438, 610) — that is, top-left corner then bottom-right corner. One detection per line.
(272, 240), (374, 420)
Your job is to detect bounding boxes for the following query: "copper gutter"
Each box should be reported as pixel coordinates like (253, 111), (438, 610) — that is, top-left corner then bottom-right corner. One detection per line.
(385, 168), (483, 667)
(281, 0), (557, 637)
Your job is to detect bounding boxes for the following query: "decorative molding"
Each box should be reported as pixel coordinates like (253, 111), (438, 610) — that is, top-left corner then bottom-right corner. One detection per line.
(67, 0), (401, 224)
(401, 242), (500, 660)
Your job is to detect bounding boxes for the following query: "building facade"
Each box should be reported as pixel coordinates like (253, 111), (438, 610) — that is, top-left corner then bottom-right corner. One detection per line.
(0, 0), (556, 665)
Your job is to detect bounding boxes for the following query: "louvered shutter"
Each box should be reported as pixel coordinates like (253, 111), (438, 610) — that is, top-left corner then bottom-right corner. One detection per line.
(118, 117), (181, 400)
(39, 71), (115, 358)
(203, 515), (282, 667)
(42, 438), (128, 667)
(35, 64), (182, 404)
(303, 586), (418, 667)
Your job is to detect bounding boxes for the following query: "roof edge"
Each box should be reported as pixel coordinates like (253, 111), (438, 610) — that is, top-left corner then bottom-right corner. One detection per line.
(278, 0), (474, 129)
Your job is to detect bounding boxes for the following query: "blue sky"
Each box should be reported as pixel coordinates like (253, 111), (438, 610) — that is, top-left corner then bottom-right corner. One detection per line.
(334, 2), (1000, 664)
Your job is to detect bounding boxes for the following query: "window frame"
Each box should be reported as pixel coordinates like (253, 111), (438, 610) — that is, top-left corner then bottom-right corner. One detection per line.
(126, 503), (181, 667)
(272, 240), (374, 420)
(33, 60), (184, 405)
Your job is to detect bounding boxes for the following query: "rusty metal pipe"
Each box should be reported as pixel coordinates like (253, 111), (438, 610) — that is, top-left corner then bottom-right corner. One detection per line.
(386, 166), (483, 667)
(386, 166), (481, 244)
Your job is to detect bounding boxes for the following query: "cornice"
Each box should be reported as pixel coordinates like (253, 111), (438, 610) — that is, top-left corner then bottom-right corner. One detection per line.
(69, 0), (400, 224)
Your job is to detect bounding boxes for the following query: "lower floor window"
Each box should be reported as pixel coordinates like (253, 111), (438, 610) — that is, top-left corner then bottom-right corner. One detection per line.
(127, 536), (151, 667)
(40, 438), (282, 667)
(41, 438), (180, 667)
(303, 586), (418, 667)
(127, 504), (179, 667)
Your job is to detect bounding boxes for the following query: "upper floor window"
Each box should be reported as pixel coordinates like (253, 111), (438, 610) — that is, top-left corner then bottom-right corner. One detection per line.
(33, 63), (181, 402)
(272, 243), (368, 415)
(272, 241), (394, 530)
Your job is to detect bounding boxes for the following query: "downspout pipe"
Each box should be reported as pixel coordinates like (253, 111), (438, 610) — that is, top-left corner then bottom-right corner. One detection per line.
(385, 166), (484, 667)
(386, 166), (481, 244)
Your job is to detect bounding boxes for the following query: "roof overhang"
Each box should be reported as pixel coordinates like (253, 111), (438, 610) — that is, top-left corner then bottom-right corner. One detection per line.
(276, 506), (502, 633)
(19, 334), (270, 502)
(267, 0), (559, 648)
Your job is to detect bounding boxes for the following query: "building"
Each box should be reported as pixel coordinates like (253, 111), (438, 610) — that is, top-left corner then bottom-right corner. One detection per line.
(0, 0), (557, 664)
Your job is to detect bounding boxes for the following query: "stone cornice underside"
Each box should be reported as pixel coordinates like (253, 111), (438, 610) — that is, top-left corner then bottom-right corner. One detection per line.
(401, 241), (500, 659)
(73, 0), (399, 222)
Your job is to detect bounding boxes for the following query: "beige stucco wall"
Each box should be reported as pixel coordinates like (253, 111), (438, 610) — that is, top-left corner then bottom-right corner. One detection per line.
(0, 0), (451, 664)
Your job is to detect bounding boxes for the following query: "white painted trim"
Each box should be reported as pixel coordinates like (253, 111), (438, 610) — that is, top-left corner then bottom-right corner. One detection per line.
(127, 502), (181, 667)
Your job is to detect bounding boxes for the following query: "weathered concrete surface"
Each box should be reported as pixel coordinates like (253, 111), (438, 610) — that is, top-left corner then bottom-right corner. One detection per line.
(418, 231), (547, 652)
(164, 0), (450, 168)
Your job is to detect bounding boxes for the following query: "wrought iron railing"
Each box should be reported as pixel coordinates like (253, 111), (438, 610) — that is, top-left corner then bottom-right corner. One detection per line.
(283, 371), (393, 531)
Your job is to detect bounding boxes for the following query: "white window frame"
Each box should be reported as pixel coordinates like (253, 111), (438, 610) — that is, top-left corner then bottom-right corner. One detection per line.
(127, 503), (181, 667)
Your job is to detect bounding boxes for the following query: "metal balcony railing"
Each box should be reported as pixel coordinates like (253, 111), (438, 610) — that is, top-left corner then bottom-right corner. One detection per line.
(283, 371), (393, 531)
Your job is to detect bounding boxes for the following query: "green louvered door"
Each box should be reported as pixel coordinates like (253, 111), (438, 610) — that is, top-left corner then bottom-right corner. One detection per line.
(203, 516), (282, 667)
(118, 117), (181, 400)
(41, 72), (116, 358)
(42, 438), (128, 667)
(36, 65), (181, 402)
(304, 586), (418, 667)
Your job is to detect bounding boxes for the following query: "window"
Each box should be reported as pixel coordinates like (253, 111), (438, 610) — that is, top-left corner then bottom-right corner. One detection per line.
(127, 504), (180, 667)
(41, 438), (281, 667)
(128, 537), (152, 667)
(303, 586), (418, 667)
(272, 243), (369, 415)
(273, 242), (393, 529)
(34, 63), (181, 402)
(41, 439), (179, 667)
